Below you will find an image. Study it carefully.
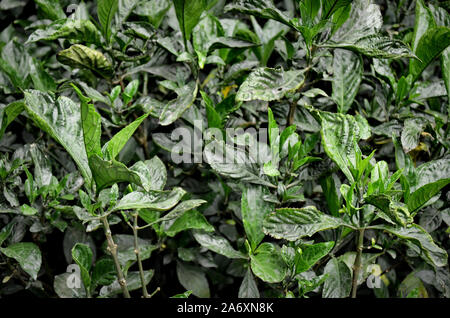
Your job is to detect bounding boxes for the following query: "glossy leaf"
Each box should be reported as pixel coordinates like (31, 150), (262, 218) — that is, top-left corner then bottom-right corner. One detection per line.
(241, 185), (274, 250)
(88, 155), (143, 191)
(130, 156), (167, 191)
(236, 67), (305, 102)
(112, 187), (186, 211)
(319, 111), (360, 183)
(23, 90), (93, 190)
(225, 0), (296, 30)
(102, 113), (149, 160)
(0, 100), (24, 139)
(332, 49), (362, 113)
(0, 242), (42, 280)
(204, 139), (274, 188)
(410, 27), (450, 83)
(34, 0), (65, 21)
(401, 118), (427, 153)
(295, 241), (335, 274)
(173, 0), (206, 43)
(99, 270), (154, 297)
(159, 81), (198, 126)
(238, 269), (260, 298)
(71, 243), (93, 291)
(322, 257), (352, 298)
(164, 209), (214, 237)
(250, 242), (287, 283)
(370, 224), (447, 267)
(192, 230), (247, 259)
(57, 44), (114, 79)
(263, 206), (352, 241)
(27, 19), (102, 45)
(176, 261), (210, 298)
(97, 0), (119, 42)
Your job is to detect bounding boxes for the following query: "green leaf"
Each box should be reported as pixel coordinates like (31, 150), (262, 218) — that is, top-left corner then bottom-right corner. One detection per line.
(319, 111), (361, 183)
(20, 204), (38, 216)
(236, 67), (305, 102)
(325, 35), (415, 59)
(112, 188), (186, 211)
(322, 257), (352, 298)
(159, 81), (198, 126)
(193, 14), (223, 69)
(57, 44), (114, 79)
(71, 243), (93, 291)
(411, 0), (437, 52)
(401, 118), (427, 153)
(0, 222), (15, 246)
(241, 185), (274, 250)
(407, 159), (450, 213)
(99, 270), (154, 297)
(27, 19), (102, 45)
(204, 139), (275, 188)
(370, 224), (447, 267)
(238, 268), (260, 298)
(408, 179), (450, 214)
(112, 234), (157, 269)
(171, 290), (193, 298)
(192, 230), (247, 259)
(173, 0), (206, 43)
(201, 91), (223, 129)
(176, 261), (210, 298)
(325, 0), (414, 58)
(298, 273), (329, 297)
(164, 209), (214, 237)
(263, 206), (352, 241)
(295, 241), (335, 274)
(0, 100), (24, 139)
(321, 0), (352, 20)
(74, 85), (103, 159)
(332, 49), (363, 114)
(134, 0), (171, 28)
(88, 155), (143, 191)
(97, 0), (119, 42)
(23, 90), (93, 190)
(319, 175), (341, 217)
(122, 79), (139, 105)
(224, 0), (296, 30)
(0, 40), (31, 90)
(147, 199), (207, 225)
(130, 156), (167, 191)
(0, 242), (42, 280)
(250, 242), (287, 283)
(33, 0), (65, 21)
(410, 27), (450, 83)
(103, 113), (149, 160)
(91, 257), (116, 287)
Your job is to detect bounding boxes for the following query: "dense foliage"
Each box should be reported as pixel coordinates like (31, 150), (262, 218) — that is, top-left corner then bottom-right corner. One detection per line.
(0, 0), (449, 299)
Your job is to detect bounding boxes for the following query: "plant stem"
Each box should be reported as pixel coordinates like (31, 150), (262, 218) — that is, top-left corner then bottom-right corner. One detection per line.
(132, 214), (150, 298)
(101, 216), (131, 298)
(351, 228), (365, 298)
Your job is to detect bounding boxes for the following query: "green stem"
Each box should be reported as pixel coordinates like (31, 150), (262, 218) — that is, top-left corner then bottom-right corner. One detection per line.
(101, 216), (131, 298)
(132, 214), (150, 298)
(351, 228), (365, 298)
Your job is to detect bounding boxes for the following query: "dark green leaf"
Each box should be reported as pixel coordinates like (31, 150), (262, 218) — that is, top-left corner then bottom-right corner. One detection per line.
(192, 230), (247, 259)
(322, 257), (352, 298)
(263, 206), (352, 241)
(57, 44), (114, 79)
(0, 242), (42, 280)
(236, 67), (305, 102)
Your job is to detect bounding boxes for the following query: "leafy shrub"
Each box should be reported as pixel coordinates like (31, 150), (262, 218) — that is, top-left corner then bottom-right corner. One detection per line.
(0, 0), (449, 298)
